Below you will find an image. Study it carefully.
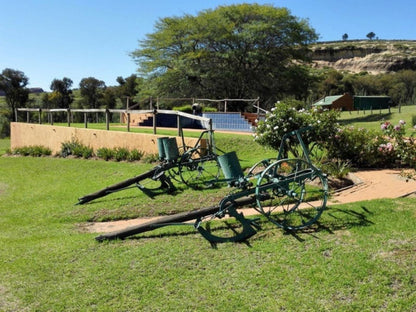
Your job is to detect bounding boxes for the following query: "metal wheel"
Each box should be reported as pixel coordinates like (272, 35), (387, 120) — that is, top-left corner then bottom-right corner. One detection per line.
(166, 145), (190, 183)
(246, 158), (276, 179)
(255, 158), (328, 230)
(178, 147), (221, 189)
(195, 198), (258, 243)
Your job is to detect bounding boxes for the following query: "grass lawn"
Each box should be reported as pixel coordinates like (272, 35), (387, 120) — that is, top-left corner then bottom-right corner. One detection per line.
(339, 104), (416, 134)
(0, 150), (415, 311)
(2, 108), (416, 311)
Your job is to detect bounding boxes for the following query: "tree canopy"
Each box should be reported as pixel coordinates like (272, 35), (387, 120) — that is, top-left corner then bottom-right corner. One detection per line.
(0, 68), (29, 121)
(132, 4), (318, 109)
(79, 77), (106, 109)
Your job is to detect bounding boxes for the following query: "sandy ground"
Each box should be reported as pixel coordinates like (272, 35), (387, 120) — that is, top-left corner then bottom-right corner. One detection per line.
(83, 169), (416, 234)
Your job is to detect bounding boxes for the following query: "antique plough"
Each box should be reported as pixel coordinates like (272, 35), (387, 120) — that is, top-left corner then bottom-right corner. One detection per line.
(94, 127), (329, 243)
(77, 129), (221, 204)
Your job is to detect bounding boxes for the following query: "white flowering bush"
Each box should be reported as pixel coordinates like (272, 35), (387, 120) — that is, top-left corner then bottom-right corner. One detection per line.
(254, 99), (340, 157)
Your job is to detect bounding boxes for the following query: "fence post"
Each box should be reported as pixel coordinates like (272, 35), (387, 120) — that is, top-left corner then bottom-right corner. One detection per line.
(153, 109), (157, 134)
(177, 114), (181, 137)
(127, 112), (130, 132)
(38, 109), (42, 124)
(67, 108), (71, 127)
(105, 109), (110, 130)
(50, 112), (53, 125)
(84, 112), (88, 128)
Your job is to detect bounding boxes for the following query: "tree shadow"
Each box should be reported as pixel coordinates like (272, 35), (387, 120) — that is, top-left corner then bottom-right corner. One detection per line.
(338, 112), (392, 125)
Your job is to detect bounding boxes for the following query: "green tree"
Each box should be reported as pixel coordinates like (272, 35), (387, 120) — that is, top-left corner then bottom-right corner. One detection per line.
(50, 77), (73, 108)
(0, 68), (29, 121)
(342, 33), (348, 41)
(132, 4), (318, 110)
(79, 77), (106, 109)
(116, 74), (141, 108)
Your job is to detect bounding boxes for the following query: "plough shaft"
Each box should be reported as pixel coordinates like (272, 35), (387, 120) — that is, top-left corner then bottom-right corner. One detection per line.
(77, 164), (175, 205)
(95, 195), (259, 242)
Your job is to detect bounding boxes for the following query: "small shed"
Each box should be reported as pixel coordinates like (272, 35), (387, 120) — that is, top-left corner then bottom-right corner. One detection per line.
(353, 96), (393, 110)
(313, 93), (354, 111)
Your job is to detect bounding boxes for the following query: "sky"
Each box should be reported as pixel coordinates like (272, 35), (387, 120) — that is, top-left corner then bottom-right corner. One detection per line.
(1, 0), (416, 91)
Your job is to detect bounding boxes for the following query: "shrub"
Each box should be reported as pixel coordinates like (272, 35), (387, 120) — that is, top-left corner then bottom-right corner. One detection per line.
(325, 126), (392, 168)
(12, 145), (52, 157)
(0, 113), (10, 138)
(412, 115), (416, 127)
(172, 105), (193, 113)
(142, 153), (159, 163)
(60, 138), (93, 159)
(127, 149), (143, 162)
(114, 147), (130, 162)
(96, 148), (114, 161)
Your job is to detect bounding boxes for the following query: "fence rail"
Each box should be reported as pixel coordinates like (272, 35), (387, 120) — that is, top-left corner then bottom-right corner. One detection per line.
(15, 108), (212, 135)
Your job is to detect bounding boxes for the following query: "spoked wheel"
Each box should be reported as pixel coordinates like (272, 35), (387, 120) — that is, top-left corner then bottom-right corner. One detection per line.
(166, 145), (190, 183)
(246, 158), (277, 179)
(255, 158), (328, 230)
(178, 148), (221, 189)
(195, 198), (259, 243)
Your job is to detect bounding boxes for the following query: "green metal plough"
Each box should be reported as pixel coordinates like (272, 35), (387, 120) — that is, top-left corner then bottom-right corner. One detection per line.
(77, 129), (221, 204)
(93, 127), (329, 244)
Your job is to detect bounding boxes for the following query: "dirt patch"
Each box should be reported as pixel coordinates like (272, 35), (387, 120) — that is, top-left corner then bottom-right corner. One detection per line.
(81, 169), (416, 234)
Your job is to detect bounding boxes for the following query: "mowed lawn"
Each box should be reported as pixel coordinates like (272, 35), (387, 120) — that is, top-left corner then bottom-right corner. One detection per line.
(0, 142), (415, 311)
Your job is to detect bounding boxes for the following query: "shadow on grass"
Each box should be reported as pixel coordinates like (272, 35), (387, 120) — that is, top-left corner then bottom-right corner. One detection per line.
(339, 112), (392, 125)
(109, 205), (375, 246)
(281, 205), (375, 242)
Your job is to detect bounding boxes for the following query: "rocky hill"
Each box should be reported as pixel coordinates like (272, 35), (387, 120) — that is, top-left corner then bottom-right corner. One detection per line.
(309, 40), (416, 74)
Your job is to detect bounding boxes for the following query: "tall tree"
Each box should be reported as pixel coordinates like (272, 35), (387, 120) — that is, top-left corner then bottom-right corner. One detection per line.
(0, 68), (29, 121)
(342, 33), (348, 41)
(50, 77), (73, 108)
(132, 4), (318, 109)
(116, 74), (140, 108)
(79, 77), (106, 109)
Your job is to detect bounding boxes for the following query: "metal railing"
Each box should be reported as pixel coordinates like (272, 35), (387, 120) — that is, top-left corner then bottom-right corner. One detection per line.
(15, 108), (212, 135)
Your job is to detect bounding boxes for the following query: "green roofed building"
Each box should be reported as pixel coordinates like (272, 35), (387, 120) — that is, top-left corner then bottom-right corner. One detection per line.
(353, 96), (393, 110)
(313, 93), (353, 111)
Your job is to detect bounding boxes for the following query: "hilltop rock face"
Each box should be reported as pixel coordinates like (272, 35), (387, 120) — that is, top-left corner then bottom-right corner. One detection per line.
(310, 40), (416, 74)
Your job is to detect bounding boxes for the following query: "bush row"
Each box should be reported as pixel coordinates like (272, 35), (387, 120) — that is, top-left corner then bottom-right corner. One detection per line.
(8, 139), (159, 163)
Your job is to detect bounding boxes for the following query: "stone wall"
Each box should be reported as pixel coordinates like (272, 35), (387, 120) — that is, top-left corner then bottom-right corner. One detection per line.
(10, 123), (203, 155)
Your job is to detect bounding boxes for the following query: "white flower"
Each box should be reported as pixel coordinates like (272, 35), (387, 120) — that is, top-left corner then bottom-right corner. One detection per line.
(273, 125), (279, 130)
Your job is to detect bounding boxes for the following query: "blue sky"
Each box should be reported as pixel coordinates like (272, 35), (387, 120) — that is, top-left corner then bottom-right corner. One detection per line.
(1, 0), (415, 91)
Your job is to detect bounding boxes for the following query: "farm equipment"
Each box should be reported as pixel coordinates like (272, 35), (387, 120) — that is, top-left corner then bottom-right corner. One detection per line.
(95, 127), (329, 243)
(77, 129), (221, 204)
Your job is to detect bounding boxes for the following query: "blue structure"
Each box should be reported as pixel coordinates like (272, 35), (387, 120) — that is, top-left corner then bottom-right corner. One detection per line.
(202, 112), (253, 132)
(136, 111), (255, 132)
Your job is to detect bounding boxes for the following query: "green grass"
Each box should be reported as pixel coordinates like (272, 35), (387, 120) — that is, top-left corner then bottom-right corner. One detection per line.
(2, 109), (416, 310)
(1, 147), (416, 311)
(339, 105), (416, 134)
